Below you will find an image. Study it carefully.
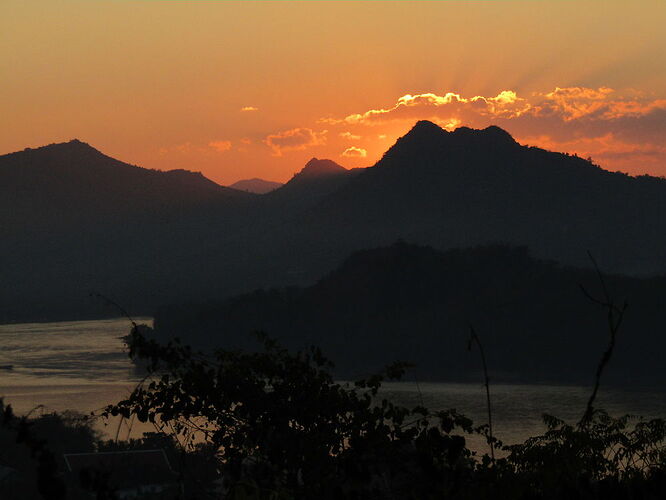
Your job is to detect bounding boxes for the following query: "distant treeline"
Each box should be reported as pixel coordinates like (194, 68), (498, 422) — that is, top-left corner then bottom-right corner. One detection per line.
(154, 242), (666, 386)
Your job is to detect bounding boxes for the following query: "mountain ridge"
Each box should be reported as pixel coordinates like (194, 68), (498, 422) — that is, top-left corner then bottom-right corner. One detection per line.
(0, 138), (251, 211)
(4, 121), (666, 322)
(311, 121), (666, 274)
(0, 139), (226, 189)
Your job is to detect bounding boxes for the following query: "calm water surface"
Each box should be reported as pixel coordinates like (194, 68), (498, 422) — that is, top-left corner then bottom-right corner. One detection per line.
(0, 318), (144, 436)
(1, 318), (664, 446)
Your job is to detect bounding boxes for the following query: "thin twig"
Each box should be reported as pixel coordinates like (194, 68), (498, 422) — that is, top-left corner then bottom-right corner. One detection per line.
(468, 325), (495, 462)
(90, 291), (137, 328)
(578, 251), (628, 428)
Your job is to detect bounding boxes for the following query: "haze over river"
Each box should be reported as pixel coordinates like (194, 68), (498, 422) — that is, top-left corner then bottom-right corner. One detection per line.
(1, 319), (664, 447)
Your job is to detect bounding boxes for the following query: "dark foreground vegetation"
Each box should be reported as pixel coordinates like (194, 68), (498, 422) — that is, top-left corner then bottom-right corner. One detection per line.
(3, 322), (665, 500)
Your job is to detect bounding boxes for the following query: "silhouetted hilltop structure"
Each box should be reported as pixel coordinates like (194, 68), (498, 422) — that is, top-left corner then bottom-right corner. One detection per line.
(154, 242), (666, 386)
(5, 122), (666, 322)
(229, 178), (283, 194)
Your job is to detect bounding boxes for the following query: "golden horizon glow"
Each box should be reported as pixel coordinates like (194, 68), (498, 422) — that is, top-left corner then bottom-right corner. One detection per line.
(2, 1), (666, 184)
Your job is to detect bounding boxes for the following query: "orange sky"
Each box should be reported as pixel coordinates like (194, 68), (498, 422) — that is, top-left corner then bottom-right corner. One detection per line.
(2, 1), (666, 185)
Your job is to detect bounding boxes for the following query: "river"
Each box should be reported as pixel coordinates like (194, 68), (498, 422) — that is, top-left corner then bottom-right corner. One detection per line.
(1, 318), (664, 447)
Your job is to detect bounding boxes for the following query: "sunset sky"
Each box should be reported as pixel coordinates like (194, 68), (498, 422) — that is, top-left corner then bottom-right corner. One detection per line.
(3, 1), (666, 185)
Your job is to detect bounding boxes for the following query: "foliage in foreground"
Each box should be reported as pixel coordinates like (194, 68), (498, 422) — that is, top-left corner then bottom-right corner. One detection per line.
(98, 326), (666, 499)
(0, 401), (92, 500)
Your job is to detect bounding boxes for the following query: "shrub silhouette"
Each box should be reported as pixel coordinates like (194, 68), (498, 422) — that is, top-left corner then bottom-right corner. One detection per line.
(100, 326), (666, 499)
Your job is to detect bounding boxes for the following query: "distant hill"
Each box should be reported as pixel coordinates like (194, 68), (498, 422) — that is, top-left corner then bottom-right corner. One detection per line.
(229, 178), (283, 194)
(288, 157), (347, 179)
(0, 140), (255, 321)
(0, 139), (251, 231)
(154, 242), (666, 386)
(6, 122), (666, 322)
(264, 158), (361, 210)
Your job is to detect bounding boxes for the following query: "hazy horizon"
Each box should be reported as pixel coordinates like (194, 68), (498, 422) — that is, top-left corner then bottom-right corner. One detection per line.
(3, 1), (666, 184)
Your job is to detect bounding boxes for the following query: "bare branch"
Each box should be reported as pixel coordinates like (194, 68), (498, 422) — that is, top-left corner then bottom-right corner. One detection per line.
(468, 325), (495, 462)
(578, 252), (627, 428)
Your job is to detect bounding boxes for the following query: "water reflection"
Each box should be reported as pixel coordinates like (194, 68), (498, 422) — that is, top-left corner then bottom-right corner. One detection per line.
(0, 319), (664, 446)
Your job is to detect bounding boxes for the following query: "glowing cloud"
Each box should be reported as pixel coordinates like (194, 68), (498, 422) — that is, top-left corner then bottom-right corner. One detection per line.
(522, 132), (666, 171)
(322, 90), (530, 126)
(541, 86), (614, 120)
(341, 146), (367, 158)
(264, 128), (327, 156)
(157, 86), (666, 180)
(323, 87), (666, 129)
(241, 106), (259, 112)
(536, 87), (666, 121)
(209, 140), (232, 152)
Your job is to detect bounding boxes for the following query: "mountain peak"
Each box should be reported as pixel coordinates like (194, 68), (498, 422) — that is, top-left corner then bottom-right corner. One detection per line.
(413, 120), (447, 134)
(0, 139), (113, 168)
(44, 138), (96, 151)
(274, 158), (351, 198)
(382, 121), (519, 164)
(452, 125), (517, 146)
(402, 120), (449, 141)
(298, 158), (347, 178)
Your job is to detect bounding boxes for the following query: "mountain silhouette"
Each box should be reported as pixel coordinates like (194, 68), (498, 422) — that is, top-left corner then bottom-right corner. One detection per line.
(310, 121), (666, 274)
(261, 158), (360, 211)
(0, 140), (254, 321)
(4, 122), (666, 323)
(154, 241), (666, 385)
(1, 140), (238, 197)
(229, 178), (283, 194)
(0, 139), (251, 231)
(290, 157), (347, 179)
